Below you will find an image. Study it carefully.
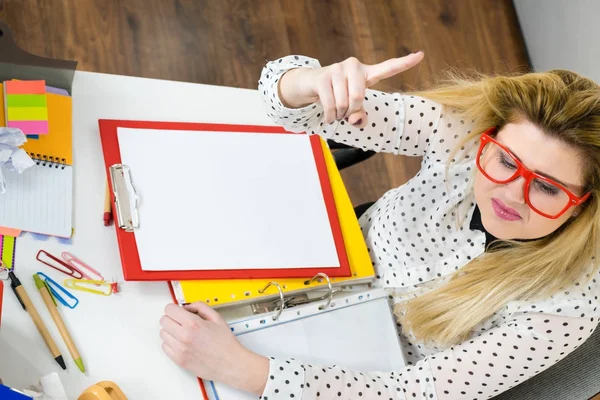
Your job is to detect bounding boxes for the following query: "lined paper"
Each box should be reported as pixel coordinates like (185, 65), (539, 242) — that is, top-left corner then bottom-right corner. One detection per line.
(0, 163), (73, 237)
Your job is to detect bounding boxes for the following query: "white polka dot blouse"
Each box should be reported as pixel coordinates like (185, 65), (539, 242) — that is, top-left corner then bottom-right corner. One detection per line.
(256, 55), (600, 400)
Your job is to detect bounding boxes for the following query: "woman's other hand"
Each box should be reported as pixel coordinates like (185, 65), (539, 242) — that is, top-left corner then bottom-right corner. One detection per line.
(160, 303), (269, 395)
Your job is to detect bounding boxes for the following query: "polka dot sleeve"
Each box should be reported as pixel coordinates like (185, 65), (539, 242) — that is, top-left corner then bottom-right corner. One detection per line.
(260, 312), (598, 399)
(259, 55), (450, 157)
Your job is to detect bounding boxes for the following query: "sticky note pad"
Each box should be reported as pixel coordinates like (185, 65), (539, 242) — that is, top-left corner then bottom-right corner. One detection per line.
(4, 80), (49, 135)
(5, 80), (46, 94)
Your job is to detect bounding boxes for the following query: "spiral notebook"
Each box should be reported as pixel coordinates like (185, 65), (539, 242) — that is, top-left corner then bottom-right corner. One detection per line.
(0, 85), (73, 238)
(204, 289), (405, 400)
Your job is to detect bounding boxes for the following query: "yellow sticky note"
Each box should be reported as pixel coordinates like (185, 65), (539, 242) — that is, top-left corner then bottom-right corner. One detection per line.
(8, 106), (49, 121)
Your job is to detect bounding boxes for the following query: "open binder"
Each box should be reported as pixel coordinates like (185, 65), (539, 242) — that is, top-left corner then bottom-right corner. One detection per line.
(202, 288), (405, 400)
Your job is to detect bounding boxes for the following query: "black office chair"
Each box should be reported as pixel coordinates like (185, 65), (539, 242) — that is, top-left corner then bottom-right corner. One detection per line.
(328, 139), (377, 170)
(329, 140), (376, 218)
(329, 140), (600, 400)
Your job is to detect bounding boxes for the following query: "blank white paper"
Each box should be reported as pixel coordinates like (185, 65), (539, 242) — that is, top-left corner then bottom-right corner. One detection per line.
(116, 128), (339, 271)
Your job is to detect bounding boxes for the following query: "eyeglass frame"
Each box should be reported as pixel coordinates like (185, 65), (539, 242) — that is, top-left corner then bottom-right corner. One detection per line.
(475, 127), (591, 219)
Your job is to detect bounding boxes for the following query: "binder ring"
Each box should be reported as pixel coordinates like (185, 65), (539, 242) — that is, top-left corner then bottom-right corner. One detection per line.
(306, 273), (333, 310)
(258, 281), (285, 321)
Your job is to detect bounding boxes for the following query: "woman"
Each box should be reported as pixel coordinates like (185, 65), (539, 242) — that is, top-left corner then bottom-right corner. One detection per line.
(159, 52), (600, 399)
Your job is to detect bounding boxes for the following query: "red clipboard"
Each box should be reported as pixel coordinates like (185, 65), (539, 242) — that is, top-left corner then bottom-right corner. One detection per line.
(99, 119), (351, 281)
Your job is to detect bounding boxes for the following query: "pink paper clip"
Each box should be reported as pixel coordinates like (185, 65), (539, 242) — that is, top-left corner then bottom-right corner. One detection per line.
(61, 252), (104, 281)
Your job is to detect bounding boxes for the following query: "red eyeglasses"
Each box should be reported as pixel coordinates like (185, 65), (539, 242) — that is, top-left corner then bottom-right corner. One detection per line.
(476, 127), (591, 219)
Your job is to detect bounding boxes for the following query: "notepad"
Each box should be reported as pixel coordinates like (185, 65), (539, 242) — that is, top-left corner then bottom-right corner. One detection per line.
(0, 163), (73, 237)
(0, 86), (73, 238)
(116, 127), (341, 272)
(206, 290), (405, 400)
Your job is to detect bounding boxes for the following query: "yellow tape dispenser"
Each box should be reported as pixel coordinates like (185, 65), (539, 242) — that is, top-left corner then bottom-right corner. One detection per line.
(78, 381), (127, 400)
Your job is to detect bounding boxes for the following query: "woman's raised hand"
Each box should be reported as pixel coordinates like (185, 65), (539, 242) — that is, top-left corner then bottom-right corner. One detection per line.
(278, 51), (424, 128)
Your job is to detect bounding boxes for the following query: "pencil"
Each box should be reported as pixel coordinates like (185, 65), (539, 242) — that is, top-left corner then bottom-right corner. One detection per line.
(33, 274), (85, 373)
(8, 271), (66, 370)
(104, 181), (112, 226)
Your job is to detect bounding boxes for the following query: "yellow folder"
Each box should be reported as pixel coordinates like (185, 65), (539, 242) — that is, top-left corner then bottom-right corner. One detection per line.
(176, 138), (374, 307)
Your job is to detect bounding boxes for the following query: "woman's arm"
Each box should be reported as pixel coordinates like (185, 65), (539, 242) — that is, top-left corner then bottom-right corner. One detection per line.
(259, 54), (467, 157)
(159, 294), (598, 399)
(259, 311), (598, 399)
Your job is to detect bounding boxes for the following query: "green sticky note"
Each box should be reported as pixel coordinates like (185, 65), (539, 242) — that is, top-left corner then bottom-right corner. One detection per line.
(7, 106), (48, 121)
(1, 236), (15, 269)
(6, 94), (47, 108)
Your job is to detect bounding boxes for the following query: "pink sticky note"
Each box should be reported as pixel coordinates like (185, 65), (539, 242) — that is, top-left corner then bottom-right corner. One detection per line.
(5, 80), (46, 95)
(7, 120), (49, 135)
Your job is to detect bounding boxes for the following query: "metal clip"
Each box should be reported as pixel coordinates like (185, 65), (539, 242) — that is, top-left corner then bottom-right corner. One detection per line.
(257, 281), (285, 321)
(250, 273), (336, 317)
(110, 164), (139, 232)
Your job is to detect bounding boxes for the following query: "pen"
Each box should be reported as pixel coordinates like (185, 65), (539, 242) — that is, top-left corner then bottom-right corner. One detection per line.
(33, 274), (85, 372)
(104, 181), (113, 226)
(8, 271), (66, 370)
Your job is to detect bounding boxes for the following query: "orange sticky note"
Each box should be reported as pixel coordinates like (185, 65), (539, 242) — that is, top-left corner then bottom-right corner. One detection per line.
(0, 227), (21, 237)
(5, 80), (46, 95)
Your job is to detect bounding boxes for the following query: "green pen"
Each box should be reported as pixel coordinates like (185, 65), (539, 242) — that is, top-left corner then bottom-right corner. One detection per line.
(33, 273), (85, 373)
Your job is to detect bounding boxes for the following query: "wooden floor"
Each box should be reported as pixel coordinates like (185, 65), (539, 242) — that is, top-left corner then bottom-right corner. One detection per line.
(0, 0), (529, 206)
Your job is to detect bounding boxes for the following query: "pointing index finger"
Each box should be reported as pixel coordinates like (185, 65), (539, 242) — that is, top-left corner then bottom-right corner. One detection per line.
(365, 51), (425, 87)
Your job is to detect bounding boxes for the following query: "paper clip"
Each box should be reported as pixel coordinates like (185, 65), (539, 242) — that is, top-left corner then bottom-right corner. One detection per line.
(0, 261), (8, 281)
(64, 279), (117, 296)
(37, 272), (79, 309)
(36, 249), (84, 279)
(61, 251), (104, 281)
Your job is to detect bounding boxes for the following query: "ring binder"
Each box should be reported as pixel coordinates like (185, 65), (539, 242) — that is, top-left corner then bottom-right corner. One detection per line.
(252, 273), (338, 318)
(109, 164), (140, 232)
(210, 289), (405, 400)
(257, 281), (285, 321)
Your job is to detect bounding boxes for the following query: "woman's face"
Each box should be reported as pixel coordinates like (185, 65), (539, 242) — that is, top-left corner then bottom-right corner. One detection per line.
(474, 119), (587, 240)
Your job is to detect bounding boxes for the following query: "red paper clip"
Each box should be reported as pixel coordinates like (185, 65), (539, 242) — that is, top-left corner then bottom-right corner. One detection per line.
(36, 249), (84, 279)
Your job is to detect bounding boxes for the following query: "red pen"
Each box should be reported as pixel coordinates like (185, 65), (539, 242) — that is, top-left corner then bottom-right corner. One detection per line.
(104, 182), (113, 226)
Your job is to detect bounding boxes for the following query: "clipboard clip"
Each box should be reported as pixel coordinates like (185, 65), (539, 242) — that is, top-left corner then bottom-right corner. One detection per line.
(109, 164), (140, 232)
(252, 273), (337, 320)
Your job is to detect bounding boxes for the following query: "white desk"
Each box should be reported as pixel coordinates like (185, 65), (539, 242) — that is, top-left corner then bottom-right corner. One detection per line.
(1, 71), (276, 399)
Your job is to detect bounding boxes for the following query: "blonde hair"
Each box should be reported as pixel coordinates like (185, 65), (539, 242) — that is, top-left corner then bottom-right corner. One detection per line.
(395, 69), (600, 347)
